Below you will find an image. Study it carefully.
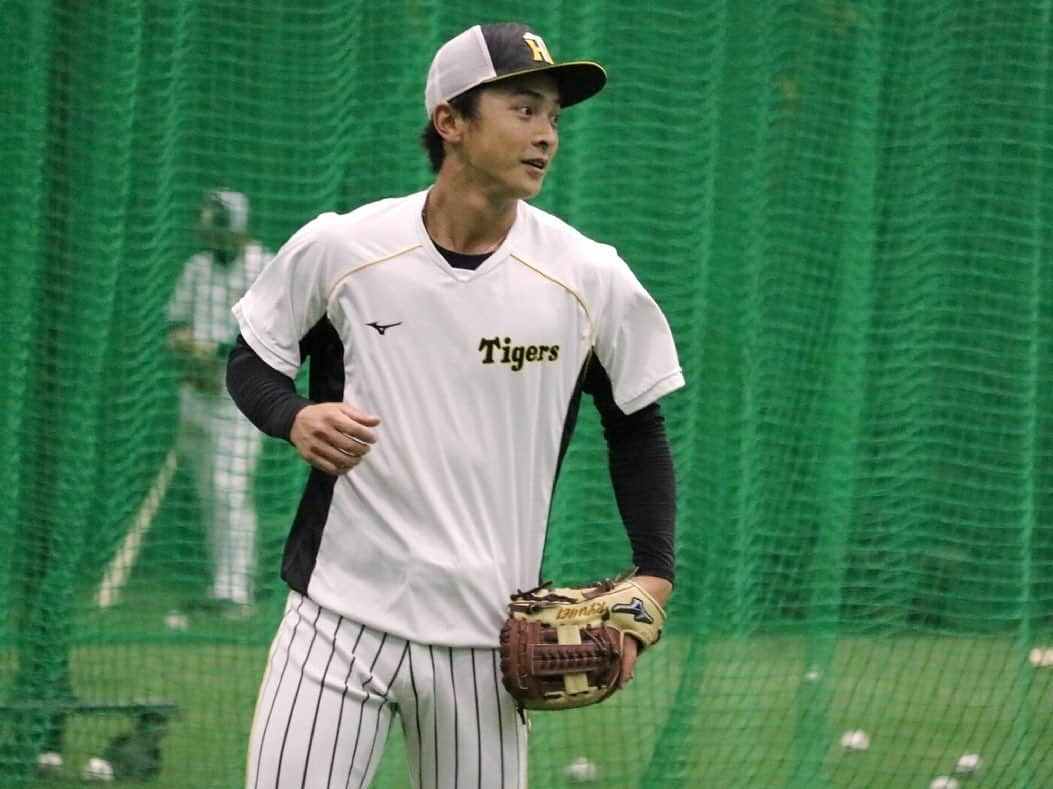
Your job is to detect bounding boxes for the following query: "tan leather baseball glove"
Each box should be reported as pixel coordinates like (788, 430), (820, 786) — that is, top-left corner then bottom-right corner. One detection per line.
(499, 569), (666, 712)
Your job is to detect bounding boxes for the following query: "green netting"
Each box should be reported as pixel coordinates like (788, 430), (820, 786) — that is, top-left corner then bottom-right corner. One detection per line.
(3, 1), (1053, 786)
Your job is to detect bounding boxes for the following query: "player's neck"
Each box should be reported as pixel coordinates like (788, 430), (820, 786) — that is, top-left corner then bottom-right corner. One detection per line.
(424, 179), (517, 255)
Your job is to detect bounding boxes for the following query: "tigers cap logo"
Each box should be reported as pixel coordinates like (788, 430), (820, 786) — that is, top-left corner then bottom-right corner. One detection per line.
(424, 22), (607, 117)
(521, 32), (554, 64)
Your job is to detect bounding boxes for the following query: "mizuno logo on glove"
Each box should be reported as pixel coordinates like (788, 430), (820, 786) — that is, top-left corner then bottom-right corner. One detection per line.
(611, 597), (654, 625)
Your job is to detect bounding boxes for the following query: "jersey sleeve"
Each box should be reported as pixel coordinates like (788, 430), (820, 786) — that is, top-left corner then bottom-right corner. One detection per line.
(166, 257), (196, 326)
(245, 243), (273, 282)
(231, 214), (339, 379)
(592, 249), (685, 414)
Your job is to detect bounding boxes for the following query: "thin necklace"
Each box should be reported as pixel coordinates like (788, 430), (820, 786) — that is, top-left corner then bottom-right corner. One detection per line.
(421, 196), (513, 253)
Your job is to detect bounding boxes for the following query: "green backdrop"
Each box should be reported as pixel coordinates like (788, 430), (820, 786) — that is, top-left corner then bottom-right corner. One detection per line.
(2, 1), (1052, 786)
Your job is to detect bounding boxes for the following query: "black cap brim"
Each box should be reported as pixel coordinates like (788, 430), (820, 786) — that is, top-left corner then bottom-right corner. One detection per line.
(481, 61), (607, 108)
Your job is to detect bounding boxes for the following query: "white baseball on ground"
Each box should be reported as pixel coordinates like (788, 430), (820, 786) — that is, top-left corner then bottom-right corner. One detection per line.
(34, 752), (63, 777)
(1028, 647), (1053, 667)
(82, 756), (114, 782)
(839, 730), (870, 751)
(165, 611), (189, 630)
(929, 777), (960, 789)
(564, 756), (598, 782)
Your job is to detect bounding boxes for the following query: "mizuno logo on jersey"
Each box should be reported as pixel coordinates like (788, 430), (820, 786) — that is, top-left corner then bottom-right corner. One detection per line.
(366, 321), (402, 335)
(478, 337), (559, 371)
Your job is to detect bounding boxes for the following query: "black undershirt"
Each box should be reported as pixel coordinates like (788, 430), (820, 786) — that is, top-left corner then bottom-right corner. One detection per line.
(224, 243), (677, 582)
(433, 241), (490, 270)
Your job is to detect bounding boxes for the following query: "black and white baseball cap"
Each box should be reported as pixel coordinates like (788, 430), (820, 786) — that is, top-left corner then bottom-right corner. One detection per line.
(424, 23), (607, 117)
(200, 189), (248, 234)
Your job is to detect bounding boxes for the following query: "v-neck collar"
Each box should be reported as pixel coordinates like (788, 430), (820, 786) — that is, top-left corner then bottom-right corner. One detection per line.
(416, 189), (520, 282)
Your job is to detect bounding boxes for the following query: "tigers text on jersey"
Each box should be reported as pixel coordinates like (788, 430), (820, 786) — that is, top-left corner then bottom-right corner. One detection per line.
(232, 190), (684, 647)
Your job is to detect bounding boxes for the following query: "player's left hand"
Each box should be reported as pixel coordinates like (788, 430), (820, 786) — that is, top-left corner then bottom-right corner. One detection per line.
(167, 325), (218, 360)
(618, 574), (672, 688)
(500, 569), (671, 711)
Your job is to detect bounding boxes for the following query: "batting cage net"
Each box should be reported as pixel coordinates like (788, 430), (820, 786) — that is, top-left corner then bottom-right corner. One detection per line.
(3, 1), (1053, 786)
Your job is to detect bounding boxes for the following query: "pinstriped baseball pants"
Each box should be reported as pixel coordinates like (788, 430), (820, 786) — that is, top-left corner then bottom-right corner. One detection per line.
(246, 592), (528, 788)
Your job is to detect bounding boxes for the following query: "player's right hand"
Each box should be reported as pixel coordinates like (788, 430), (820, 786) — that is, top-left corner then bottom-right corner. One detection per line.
(290, 403), (381, 475)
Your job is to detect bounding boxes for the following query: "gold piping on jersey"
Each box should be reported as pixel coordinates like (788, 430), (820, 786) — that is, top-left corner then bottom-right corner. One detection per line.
(325, 244), (424, 303)
(510, 253), (597, 347)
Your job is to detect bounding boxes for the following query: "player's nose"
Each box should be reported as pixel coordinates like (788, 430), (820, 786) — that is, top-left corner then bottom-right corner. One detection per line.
(533, 123), (557, 151)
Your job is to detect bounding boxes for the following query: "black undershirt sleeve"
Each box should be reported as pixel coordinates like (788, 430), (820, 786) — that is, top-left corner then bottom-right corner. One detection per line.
(583, 359), (677, 584)
(226, 334), (312, 441)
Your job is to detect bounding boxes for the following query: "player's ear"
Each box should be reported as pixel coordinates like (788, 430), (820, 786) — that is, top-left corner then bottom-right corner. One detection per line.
(432, 103), (464, 144)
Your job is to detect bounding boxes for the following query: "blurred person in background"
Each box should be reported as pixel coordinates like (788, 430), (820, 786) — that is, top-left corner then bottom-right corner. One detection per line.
(167, 189), (271, 616)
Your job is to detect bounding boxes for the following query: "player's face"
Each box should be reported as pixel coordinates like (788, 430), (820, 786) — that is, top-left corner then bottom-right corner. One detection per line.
(459, 73), (561, 201)
(197, 204), (240, 265)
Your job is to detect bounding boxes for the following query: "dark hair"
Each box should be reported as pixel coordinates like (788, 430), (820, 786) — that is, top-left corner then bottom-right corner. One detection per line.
(420, 88), (483, 173)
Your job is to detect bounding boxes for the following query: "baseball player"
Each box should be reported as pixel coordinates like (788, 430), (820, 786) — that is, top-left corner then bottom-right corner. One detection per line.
(167, 189), (270, 613)
(226, 23), (684, 788)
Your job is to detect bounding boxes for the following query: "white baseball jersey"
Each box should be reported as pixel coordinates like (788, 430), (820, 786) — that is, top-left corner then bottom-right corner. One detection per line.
(169, 242), (270, 384)
(232, 190), (684, 647)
